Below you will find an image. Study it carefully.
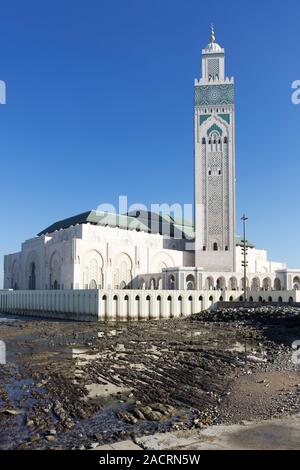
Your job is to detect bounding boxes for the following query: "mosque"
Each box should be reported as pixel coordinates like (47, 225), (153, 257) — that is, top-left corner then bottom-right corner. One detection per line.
(3, 28), (300, 295)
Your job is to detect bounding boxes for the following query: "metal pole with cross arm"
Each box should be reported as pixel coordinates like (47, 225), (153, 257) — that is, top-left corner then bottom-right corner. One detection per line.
(241, 213), (248, 301)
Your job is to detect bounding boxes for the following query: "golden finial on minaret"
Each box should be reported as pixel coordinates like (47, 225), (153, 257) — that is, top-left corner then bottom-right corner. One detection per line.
(210, 23), (215, 43)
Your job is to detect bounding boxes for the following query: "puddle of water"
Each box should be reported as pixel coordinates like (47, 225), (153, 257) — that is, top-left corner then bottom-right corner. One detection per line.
(85, 382), (130, 399)
(0, 315), (18, 322)
(226, 341), (247, 353)
(72, 348), (104, 364)
(225, 340), (262, 354)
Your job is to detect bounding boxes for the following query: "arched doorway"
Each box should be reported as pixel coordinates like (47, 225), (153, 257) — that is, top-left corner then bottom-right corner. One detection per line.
(83, 250), (104, 290)
(167, 296), (172, 316)
(124, 295), (129, 318)
(186, 274), (195, 290)
(101, 295), (107, 319)
(168, 275), (175, 290)
(293, 277), (300, 290)
(188, 296), (193, 314)
(135, 295), (140, 317)
(262, 277), (272, 291)
(89, 279), (97, 289)
(156, 295), (162, 317)
(11, 260), (20, 291)
(274, 278), (281, 291)
(216, 277), (226, 291)
(29, 262), (36, 290)
(178, 296), (183, 316)
(113, 253), (133, 289)
(145, 295), (151, 318)
(205, 276), (214, 290)
(228, 277), (238, 291)
(113, 295), (118, 317)
(240, 277), (249, 291)
(251, 277), (260, 291)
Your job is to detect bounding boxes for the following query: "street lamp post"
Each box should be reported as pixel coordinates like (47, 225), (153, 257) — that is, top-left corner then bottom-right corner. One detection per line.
(241, 213), (248, 301)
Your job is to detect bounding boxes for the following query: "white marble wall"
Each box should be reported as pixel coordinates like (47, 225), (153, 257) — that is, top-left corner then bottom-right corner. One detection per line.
(1, 289), (299, 322)
(3, 224), (184, 291)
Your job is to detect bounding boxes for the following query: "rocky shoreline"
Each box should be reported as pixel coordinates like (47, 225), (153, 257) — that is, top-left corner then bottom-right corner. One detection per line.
(0, 306), (299, 450)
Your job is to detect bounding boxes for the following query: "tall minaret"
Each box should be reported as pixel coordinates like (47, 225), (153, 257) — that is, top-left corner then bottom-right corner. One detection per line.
(194, 26), (235, 272)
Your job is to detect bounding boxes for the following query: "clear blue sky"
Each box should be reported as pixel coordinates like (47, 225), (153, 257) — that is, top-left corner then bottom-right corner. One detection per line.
(1, 0), (300, 287)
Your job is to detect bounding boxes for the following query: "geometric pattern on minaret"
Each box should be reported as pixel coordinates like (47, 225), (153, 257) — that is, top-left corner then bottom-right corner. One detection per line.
(194, 26), (236, 272)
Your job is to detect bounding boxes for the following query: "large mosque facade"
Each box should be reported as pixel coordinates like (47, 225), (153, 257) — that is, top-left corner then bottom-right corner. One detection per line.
(3, 29), (300, 294)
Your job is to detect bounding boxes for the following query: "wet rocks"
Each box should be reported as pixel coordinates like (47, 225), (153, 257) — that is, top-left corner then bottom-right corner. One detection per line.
(0, 409), (19, 416)
(25, 417), (34, 427)
(1, 311), (300, 450)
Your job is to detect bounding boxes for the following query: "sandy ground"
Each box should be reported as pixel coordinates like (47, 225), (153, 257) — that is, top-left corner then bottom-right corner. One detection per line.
(134, 413), (300, 450)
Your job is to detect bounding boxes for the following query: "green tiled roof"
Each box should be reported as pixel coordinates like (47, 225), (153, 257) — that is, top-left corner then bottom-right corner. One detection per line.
(38, 210), (150, 236)
(38, 210), (193, 239)
(38, 210), (255, 248)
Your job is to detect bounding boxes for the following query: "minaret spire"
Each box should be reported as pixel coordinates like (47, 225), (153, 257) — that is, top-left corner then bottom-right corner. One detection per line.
(210, 23), (215, 43)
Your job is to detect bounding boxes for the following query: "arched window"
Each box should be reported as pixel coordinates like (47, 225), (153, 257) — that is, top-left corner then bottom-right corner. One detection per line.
(202, 137), (206, 144)
(224, 136), (228, 144)
(213, 242), (218, 251)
